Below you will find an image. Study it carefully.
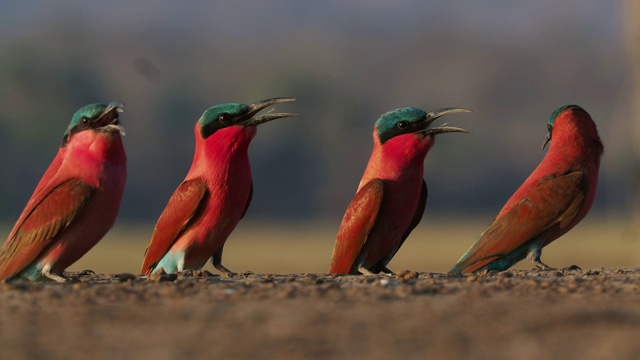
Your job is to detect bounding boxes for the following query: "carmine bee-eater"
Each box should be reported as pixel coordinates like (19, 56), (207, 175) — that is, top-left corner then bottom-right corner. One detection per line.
(0, 102), (127, 282)
(451, 105), (603, 274)
(141, 97), (296, 275)
(329, 106), (471, 275)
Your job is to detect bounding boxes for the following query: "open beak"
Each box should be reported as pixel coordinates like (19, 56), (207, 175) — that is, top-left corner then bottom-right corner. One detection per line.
(419, 107), (472, 136)
(97, 101), (126, 136)
(241, 97), (298, 126)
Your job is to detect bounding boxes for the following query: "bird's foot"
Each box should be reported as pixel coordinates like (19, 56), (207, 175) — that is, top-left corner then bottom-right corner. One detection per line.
(358, 267), (377, 276)
(214, 264), (237, 277)
(528, 249), (555, 271)
(177, 269), (214, 278)
(197, 269), (215, 277)
(533, 262), (555, 271)
(42, 269), (71, 283)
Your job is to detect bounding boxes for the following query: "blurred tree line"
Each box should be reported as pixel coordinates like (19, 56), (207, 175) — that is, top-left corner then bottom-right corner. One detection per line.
(0, 2), (633, 223)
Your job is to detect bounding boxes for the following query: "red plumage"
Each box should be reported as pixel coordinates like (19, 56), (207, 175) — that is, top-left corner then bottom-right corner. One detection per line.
(451, 105), (603, 273)
(141, 124), (254, 275)
(330, 106), (470, 275)
(141, 98), (295, 275)
(140, 179), (208, 275)
(0, 122), (126, 281)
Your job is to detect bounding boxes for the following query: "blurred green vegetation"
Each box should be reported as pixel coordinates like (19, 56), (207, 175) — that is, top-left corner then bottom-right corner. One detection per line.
(58, 216), (639, 274)
(0, 2), (634, 228)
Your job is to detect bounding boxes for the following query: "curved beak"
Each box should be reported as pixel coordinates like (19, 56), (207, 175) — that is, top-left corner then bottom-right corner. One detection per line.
(542, 127), (552, 150)
(241, 97), (298, 126)
(104, 101), (125, 116)
(419, 107), (472, 136)
(541, 135), (551, 150)
(97, 101), (126, 135)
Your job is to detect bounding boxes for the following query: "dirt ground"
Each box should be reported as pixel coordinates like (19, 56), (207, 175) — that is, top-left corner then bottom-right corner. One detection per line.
(1, 268), (640, 360)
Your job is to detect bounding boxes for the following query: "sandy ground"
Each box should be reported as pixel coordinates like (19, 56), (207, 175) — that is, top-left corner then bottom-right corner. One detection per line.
(1, 268), (640, 360)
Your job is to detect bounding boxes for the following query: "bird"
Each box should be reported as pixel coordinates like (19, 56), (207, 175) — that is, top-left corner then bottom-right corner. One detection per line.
(0, 102), (127, 282)
(450, 105), (603, 274)
(329, 106), (471, 275)
(141, 97), (297, 275)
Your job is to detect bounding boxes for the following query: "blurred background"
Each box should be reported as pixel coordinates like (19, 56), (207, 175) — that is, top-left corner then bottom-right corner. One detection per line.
(0, 1), (638, 273)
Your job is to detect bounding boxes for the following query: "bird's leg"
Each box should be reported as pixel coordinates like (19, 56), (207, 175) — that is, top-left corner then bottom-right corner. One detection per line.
(42, 266), (70, 283)
(214, 264), (235, 275)
(211, 250), (236, 276)
(528, 249), (555, 270)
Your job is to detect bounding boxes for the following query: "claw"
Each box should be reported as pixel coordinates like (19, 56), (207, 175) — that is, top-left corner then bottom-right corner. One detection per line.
(42, 265), (70, 283)
(528, 248), (555, 270)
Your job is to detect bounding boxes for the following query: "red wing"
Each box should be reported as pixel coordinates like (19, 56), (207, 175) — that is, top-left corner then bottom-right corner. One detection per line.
(392, 179), (427, 259)
(452, 171), (587, 273)
(140, 178), (207, 275)
(31, 150), (65, 198)
(7, 152), (66, 239)
(0, 178), (94, 280)
(241, 181), (253, 219)
(329, 179), (384, 274)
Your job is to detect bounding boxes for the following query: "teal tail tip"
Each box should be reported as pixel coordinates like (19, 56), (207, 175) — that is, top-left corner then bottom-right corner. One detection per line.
(449, 254), (471, 274)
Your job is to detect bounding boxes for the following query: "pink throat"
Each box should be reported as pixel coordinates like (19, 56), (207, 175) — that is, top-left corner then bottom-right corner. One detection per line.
(62, 131), (126, 187)
(360, 131), (433, 187)
(191, 125), (256, 172)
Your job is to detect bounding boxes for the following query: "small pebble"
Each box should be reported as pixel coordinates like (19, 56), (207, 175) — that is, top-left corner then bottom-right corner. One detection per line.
(396, 270), (418, 280)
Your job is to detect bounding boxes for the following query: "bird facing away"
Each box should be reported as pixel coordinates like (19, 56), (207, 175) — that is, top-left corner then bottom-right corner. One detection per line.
(141, 98), (297, 275)
(329, 106), (471, 275)
(0, 102), (127, 282)
(450, 105), (603, 274)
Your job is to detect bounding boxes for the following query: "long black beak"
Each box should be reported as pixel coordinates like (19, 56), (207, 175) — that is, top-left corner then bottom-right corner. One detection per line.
(104, 101), (125, 116)
(542, 134), (551, 150)
(419, 107), (472, 136)
(97, 101), (125, 135)
(241, 97), (297, 126)
(542, 125), (552, 150)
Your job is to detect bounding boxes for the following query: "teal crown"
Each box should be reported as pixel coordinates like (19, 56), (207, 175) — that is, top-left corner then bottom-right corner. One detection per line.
(548, 104), (584, 127)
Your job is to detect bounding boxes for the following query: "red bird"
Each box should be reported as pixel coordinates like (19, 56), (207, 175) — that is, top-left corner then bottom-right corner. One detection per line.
(451, 105), (603, 273)
(0, 102), (127, 282)
(329, 106), (471, 275)
(141, 98), (296, 275)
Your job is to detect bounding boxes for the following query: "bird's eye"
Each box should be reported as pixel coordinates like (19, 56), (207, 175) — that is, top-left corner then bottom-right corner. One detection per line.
(397, 121), (409, 130)
(81, 116), (90, 125)
(218, 113), (231, 123)
(547, 124), (553, 132)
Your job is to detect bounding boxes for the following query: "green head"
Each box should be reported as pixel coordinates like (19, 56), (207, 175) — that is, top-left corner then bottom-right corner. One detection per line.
(198, 97), (297, 138)
(375, 106), (471, 144)
(63, 102), (125, 146)
(542, 104), (585, 149)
